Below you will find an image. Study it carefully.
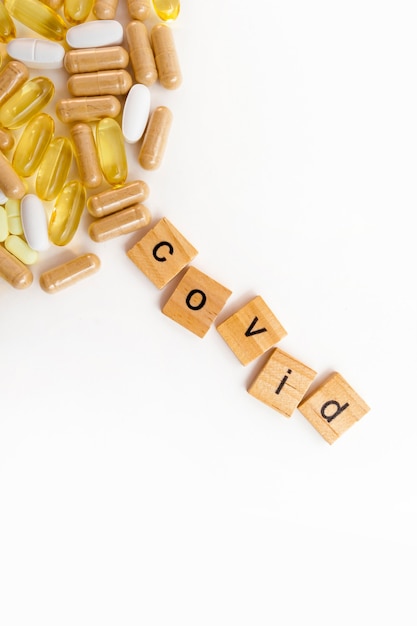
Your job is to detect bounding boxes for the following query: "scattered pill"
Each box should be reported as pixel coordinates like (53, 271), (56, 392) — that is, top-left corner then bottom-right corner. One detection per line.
(0, 60), (29, 108)
(0, 151), (26, 199)
(139, 105), (173, 170)
(127, 0), (150, 20)
(68, 69), (133, 97)
(0, 76), (55, 130)
(151, 23), (182, 90)
(93, 0), (118, 19)
(5, 0), (67, 41)
(96, 117), (128, 186)
(0, 0), (16, 43)
(70, 122), (102, 189)
(87, 180), (149, 217)
(36, 136), (73, 201)
(66, 19), (123, 49)
(49, 180), (86, 246)
(89, 203), (151, 242)
(64, 0), (93, 24)
(56, 95), (121, 123)
(6, 38), (65, 70)
(4, 234), (39, 265)
(152, 0), (180, 21)
(64, 46), (129, 74)
(0, 206), (8, 241)
(39, 252), (100, 293)
(0, 243), (33, 289)
(12, 113), (54, 178)
(122, 83), (151, 144)
(20, 194), (50, 251)
(126, 20), (158, 87)
(5, 199), (23, 235)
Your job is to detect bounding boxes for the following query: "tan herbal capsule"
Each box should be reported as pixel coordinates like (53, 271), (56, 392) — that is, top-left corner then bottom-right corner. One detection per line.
(39, 252), (100, 294)
(127, 0), (150, 20)
(0, 151), (26, 199)
(0, 60), (29, 108)
(64, 46), (129, 74)
(0, 125), (14, 151)
(93, 0), (118, 19)
(88, 203), (150, 242)
(56, 95), (121, 123)
(151, 23), (182, 90)
(126, 20), (158, 87)
(70, 122), (102, 188)
(138, 105), (172, 170)
(0, 243), (33, 289)
(87, 179), (149, 217)
(68, 69), (133, 97)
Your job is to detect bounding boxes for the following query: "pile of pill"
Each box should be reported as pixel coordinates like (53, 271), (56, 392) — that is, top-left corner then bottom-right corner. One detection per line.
(0, 0), (370, 443)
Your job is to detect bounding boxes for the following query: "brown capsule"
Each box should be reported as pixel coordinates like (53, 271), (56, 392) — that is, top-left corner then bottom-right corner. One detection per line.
(87, 180), (149, 217)
(0, 243), (33, 289)
(0, 151), (26, 199)
(127, 0), (150, 20)
(67, 69), (133, 97)
(138, 105), (172, 170)
(0, 125), (14, 151)
(93, 0), (118, 19)
(151, 23), (182, 90)
(88, 203), (151, 242)
(64, 46), (130, 74)
(39, 252), (100, 294)
(70, 122), (102, 189)
(56, 95), (121, 123)
(126, 20), (158, 87)
(0, 60), (29, 108)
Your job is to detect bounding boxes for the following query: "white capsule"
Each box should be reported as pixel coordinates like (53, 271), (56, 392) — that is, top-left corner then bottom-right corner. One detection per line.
(122, 83), (151, 144)
(6, 38), (65, 69)
(66, 20), (123, 49)
(20, 194), (50, 251)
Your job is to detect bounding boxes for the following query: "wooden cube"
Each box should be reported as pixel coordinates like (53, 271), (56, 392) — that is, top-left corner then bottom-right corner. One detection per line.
(216, 295), (287, 365)
(248, 347), (317, 418)
(297, 372), (370, 444)
(162, 266), (232, 338)
(127, 217), (198, 289)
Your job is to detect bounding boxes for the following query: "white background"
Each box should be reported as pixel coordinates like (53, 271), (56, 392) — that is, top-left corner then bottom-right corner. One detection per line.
(1, 1), (416, 624)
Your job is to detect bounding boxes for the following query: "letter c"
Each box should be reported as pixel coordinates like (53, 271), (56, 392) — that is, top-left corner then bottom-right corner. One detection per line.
(152, 241), (174, 262)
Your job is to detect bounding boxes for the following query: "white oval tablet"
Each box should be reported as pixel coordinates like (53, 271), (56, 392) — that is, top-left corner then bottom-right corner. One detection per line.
(0, 189), (8, 205)
(66, 20), (124, 49)
(6, 38), (65, 69)
(122, 84), (151, 144)
(20, 194), (50, 251)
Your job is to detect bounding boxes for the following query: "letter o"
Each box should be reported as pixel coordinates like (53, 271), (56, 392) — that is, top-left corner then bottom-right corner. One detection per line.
(185, 289), (206, 311)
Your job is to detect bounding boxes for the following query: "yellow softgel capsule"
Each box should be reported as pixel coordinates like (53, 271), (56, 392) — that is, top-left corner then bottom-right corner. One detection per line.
(151, 0), (180, 21)
(0, 125), (14, 151)
(12, 113), (54, 178)
(0, 205), (8, 241)
(48, 180), (86, 246)
(0, 1), (16, 43)
(5, 199), (23, 235)
(4, 234), (38, 265)
(5, 0), (67, 41)
(0, 76), (54, 130)
(96, 117), (127, 186)
(64, 0), (93, 24)
(36, 136), (73, 201)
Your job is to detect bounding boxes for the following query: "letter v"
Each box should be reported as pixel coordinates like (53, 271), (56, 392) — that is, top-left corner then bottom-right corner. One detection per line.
(245, 316), (267, 337)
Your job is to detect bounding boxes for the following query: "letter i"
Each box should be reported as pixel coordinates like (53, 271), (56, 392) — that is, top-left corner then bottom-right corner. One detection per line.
(275, 369), (292, 395)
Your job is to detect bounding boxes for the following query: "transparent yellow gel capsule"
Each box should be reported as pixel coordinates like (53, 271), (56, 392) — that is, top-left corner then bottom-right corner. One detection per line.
(64, 0), (93, 25)
(0, 1), (16, 43)
(5, 0), (67, 41)
(152, 0), (180, 21)
(96, 117), (127, 186)
(36, 136), (73, 201)
(12, 113), (55, 178)
(49, 180), (86, 246)
(5, 199), (23, 235)
(0, 76), (55, 130)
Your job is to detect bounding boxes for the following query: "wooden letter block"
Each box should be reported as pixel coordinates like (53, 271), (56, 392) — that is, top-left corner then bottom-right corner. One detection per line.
(127, 217), (198, 289)
(216, 295), (287, 365)
(297, 372), (370, 444)
(248, 347), (317, 418)
(162, 266), (232, 338)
